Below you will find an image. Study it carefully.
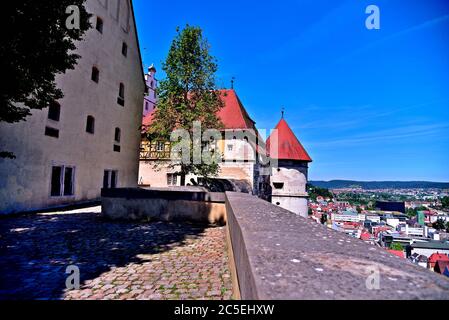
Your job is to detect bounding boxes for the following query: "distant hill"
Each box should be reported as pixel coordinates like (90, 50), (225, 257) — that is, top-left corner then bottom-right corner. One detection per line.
(309, 180), (449, 190)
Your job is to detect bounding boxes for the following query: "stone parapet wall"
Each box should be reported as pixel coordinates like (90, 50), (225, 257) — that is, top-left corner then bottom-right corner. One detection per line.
(101, 187), (226, 225)
(225, 191), (449, 300)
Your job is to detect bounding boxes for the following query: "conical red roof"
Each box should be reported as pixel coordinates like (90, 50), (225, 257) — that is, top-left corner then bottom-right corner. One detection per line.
(266, 118), (312, 162)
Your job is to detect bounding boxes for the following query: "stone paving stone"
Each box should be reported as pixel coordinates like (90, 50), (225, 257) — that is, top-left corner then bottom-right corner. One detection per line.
(0, 207), (233, 300)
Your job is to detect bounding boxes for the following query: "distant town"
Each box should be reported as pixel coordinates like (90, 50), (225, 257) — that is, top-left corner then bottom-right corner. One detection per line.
(308, 183), (449, 277)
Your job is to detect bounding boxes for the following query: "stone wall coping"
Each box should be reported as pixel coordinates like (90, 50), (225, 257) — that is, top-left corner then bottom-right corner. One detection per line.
(101, 187), (225, 203)
(225, 191), (449, 300)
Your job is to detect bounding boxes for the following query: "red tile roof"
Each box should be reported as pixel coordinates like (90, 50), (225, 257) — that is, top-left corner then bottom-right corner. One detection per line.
(266, 118), (312, 162)
(141, 89), (256, 131)
(428, 253), (449, 268)
(360, 232), (372, 241)
(217, 89), (256, 130)
(387, 250), (405, 259)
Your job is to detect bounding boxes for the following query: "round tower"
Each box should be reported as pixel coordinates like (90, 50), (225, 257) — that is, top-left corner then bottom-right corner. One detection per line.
(143, 64), (157, 117)
(266, 116), (312, 218)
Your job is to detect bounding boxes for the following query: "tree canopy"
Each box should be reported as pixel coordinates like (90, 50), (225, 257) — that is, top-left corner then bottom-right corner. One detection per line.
(145, 25), (224, 185)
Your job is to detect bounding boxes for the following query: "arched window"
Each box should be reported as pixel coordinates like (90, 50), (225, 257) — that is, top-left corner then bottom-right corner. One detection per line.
(96, 17), (103, 33)
(115, 128), (121, 143)
(86, 116), (95, 134)
(91, 66), (99, 83)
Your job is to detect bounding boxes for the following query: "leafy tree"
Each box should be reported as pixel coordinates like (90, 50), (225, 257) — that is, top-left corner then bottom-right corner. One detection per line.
(441, 196), (449, 209)
(446, 221), (449, 233)
(144, 25), (224, 185)
(390, 242), (404, 251)
(0, 1), (91, 158)
(433, 219), (446, 231)
(406, 208), (417, 218)
(356, 206), (362, 214)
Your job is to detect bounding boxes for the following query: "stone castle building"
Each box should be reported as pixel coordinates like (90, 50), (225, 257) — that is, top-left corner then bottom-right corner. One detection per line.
(139, 89), (267, 194)
(138, 86), (312, 217)
(0, 0), (145, 214)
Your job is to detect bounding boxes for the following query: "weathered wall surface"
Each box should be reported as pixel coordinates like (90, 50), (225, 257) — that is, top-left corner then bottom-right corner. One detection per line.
(0, 0), (145, 214)
(271, 160), (309, 217)
(225, 192), (449, 300)
(102, 187), (226, 225)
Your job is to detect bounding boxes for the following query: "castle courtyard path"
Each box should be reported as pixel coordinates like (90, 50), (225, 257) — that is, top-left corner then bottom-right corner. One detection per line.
(0, 206), (232, 300)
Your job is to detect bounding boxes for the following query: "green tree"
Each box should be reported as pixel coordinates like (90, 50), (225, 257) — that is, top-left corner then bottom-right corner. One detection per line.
(356, 206), (362, 214)
(433, 219), (446, 231)
(441, 196), (449, 209)
(390, 242), (404, 251)
(145, 26), (224, 185)
(0, 1), (91, 158)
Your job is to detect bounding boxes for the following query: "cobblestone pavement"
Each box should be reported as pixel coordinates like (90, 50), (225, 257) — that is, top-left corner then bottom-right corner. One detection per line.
(0, 206), (232, 300)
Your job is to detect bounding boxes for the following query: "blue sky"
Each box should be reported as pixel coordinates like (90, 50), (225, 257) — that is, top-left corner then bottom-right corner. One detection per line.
(133, 0), (449, 182)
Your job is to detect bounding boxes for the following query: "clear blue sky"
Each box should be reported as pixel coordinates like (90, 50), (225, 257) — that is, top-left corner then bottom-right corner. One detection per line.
(133, 0), (449, 182)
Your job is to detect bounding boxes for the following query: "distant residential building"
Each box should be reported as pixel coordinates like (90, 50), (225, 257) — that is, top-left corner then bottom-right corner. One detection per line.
(333, 210), (360, 223)
(0, 0), (145, 214)
(406, 241), (449, 259)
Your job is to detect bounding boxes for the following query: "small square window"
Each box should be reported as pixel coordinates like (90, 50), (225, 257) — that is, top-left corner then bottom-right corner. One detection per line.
(45, 126), (59, 138)
(113, 145), (121, 152)
(273, 182), (284, 190)
(227, 144), (233, 152)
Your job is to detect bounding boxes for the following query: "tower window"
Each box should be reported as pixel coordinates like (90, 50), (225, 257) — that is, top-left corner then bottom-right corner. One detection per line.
(117, 83), (125, 106)
(91, 67), (99, 83)
(86, 116), (95, 134)
(273, 182), (284, 190)
(48, 101), (60, 121)
(122, 42), (128, 57)
(45, 126), (59, 138)
(96, 17), (103, 33)
(145, 102), (149, 110)
(114, 128), (121, 143)
(113, 145), (121, 152)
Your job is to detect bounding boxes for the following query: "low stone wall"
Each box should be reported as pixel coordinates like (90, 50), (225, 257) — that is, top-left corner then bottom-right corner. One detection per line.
(101, 187), (226, 225)
(225, 192), (449, 300)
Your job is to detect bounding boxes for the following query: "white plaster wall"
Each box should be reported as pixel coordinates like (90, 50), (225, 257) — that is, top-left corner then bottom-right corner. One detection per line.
(0, 0), (145, 214)
(272, 196), (308, 218)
